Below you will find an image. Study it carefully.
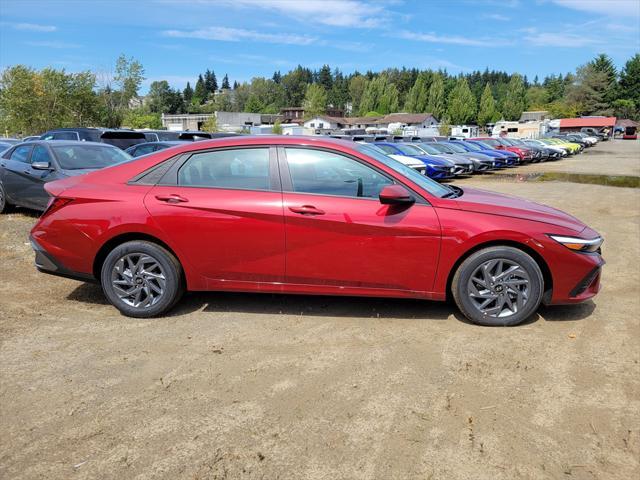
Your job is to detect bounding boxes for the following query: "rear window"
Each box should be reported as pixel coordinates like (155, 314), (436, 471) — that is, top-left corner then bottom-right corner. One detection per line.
(52, 145), (131, 170)
(100, 132), (147, 149)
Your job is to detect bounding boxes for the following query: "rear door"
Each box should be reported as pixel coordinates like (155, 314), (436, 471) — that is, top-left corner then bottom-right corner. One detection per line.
(279, 146), (441, 295)
(1, 145), (33, 207)
(144, 146), (286, 287)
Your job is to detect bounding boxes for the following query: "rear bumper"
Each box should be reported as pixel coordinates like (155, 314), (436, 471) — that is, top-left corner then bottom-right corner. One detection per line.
(30, 235), (96, 283)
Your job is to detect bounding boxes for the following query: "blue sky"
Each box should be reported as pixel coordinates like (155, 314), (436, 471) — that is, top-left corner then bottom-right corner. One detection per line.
(1, 0), (639, 93)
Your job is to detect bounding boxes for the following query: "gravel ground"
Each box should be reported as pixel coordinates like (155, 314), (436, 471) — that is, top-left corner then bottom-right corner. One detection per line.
(0, 140), (639, 480)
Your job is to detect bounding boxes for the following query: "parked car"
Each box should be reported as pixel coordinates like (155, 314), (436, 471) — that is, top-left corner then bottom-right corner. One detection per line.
(457, 140), (518, 167)
(139, 130), (238, 142)
(373, 142), (456, 179)
(358, 143), (427, 175)
(385, 142), (475, 176)
(0, 141), (131, 212)
(522, 139), (564, 159)
(21, 136), (41, 142)
(40, 128), (147, 150)
(126, 141), (191, 158)
(503, 138), (547, 162)
(0, 138), (21, 145)
(448, 140), (508, 168)
(0, 141), (15, 153)
(542, 138), (581, 155)
(468, 137), (528, 163)
(30, 136), (605, 326)
(580, 127), (607, 141)
(553, 135), (587, 150)
(432, 141), (496, 171)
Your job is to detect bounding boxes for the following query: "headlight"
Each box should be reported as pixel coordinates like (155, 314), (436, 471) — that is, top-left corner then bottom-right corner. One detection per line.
(548, 235), (603, 253)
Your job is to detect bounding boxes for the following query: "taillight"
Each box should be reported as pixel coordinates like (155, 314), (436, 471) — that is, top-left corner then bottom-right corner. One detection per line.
(41, 197), (73, 218)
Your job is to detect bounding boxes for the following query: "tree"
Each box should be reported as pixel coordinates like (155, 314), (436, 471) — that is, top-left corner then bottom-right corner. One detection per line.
(317, 64), (333, 91)
(590, 53), (617, 103)
(221, 74), (230, 90)
(446, 77), (476, 124)
(478, 84), (499, 126)
(302, 83), (327, 118)
(359, 75), (398, 115)
(501, 74), (526, 120)
(426, 74), (445, 119)
(282, 66), (312, 106)
(122, 109), (162, 129)
(147, 80), (174, 113)
(244, 94), (265, 113)
(272, 120), (283, 134)
(183, 82), (193, 105)
(438, 116), (451, 136)
(619, 54), (640, 118)
(98, 54), (145, 127)
(348, 75), (367, 114)
(204, 69), (218, 93)
(404, 72), (429, 113)
(193, 74), (207, 104)
(525, 86), (549, 109)
(612, 99), (636, 119)
(201, 115), (218, 132)
(567, 63), (611, 115)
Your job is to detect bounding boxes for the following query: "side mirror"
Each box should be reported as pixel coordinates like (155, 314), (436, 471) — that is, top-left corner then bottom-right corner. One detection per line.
(379, 185), (415, 205)
(32, 161), (51, 170)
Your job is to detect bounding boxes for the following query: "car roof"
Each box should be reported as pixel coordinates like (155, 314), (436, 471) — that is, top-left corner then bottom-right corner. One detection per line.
(136, 141), (191, 146)
(20, 140), (119, 147)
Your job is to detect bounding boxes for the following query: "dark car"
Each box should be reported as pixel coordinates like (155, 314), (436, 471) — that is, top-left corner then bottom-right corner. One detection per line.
(140, 130), (238, 142)
(125, 141), (191, 158)
(0, 141), (131, 212)
(40, 128), (147, 150)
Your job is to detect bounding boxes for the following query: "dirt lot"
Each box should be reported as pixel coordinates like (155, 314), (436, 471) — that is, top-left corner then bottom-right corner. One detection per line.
(1, 140), (639, 479)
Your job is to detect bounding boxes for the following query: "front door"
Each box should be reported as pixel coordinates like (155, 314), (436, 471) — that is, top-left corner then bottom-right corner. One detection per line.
(144, 146), (285, 286)
(279, 146), (441, 295)
(1, 144), (33, 208)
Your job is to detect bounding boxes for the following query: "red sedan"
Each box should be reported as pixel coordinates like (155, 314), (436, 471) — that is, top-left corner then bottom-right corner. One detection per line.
(30, 136), (604, 326)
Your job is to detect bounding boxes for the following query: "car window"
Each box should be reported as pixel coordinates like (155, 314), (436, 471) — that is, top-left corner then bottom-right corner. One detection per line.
(285, 148), (393, 199)
(133, 144), (158, 157)
(376, 144), (396, 154)
(31, 145), (52, 165)
(51, 145), (131, 170)
(10, 145), (33, 163)
(178, 148), (270, 190)
(52, 131), (80, 140)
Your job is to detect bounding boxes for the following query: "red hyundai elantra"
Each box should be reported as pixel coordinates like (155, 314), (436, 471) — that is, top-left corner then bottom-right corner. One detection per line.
(30, 136), (604, 326)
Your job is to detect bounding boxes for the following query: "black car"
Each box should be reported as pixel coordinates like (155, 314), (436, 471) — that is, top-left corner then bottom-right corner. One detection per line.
(40, 128), (147, 150)
(0, 141), (131, 212)
(139, 130), (238, 142)
(125, 141), (191, 158)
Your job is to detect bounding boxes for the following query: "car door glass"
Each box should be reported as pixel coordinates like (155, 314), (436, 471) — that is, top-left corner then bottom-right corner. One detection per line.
(31, 145), (52, 165)
(10, 145), (33, 163)
(284, 148), (393, 199)
(178, 148), (270, 190)
(52, 132), (79, 140)
(376, 145), (396, 154)
(134, 144), (157, 157)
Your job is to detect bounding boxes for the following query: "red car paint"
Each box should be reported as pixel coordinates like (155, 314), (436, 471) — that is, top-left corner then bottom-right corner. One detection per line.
(469, 137), (533, 162)
(31, 136), (603, 306)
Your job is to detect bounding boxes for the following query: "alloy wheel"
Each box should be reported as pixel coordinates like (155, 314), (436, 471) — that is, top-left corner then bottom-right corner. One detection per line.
(111, 253), (166, 308)
(467, 259), (530, 318)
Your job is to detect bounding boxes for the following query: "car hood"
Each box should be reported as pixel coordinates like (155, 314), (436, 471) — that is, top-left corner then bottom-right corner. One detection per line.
(432, 153), (473, 165)
(446, 187), (586, 233)
(411, 154), (454, 166)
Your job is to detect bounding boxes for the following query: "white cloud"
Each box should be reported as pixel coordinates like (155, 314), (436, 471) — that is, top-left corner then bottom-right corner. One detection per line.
(14, 22), (57, 32)
(397, 30), (486, 47)
(163, 26), (317, 45)
(483, 13), (510, 21)
(552, 0), (640, 17)
(196, 0), (387, 27)
(26, 40), (80, 49)
(523, 32), (599, 47)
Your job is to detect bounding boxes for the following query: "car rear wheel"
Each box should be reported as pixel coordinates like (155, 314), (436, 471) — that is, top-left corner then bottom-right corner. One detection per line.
(452, 246), (544, 326)
(100, 241), (184, 318)
(0, 183), (13, 213)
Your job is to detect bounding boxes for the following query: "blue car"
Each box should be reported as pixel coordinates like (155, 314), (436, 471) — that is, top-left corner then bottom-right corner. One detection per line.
(461, 140), (519, 167)
(374, 142), (455, 180)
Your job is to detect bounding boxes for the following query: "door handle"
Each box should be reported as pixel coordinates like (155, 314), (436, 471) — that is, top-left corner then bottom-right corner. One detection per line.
(289, 205), (325, 215)
(155, 194), (189, 204)
(23, 170), (31, 175)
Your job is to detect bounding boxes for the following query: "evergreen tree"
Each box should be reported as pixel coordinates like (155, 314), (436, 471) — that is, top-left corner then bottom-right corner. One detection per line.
(446, 77), (476, 124)
(567, 63), (612, 115)
(590, 53), (617, 103)
(194, 74), (207, 104)
(502, 74), (526, 120)
(404, 72), (429, 113)
(477, 84), (499, 126)
(233, 80), (239, 90)
(359, 75), (398, 115)
(183, 81), (193, 105)
(618, 54), (640, 118)
(204, 69), (217, 93)
(426, 74), (446, 119)
(272, 71), (282, 84)
(221, 74), (230, 90)
(317, 64), (333, 92)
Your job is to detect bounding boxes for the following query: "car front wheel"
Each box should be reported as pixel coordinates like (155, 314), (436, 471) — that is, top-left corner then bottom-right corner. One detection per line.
(452, 246), (544, 326)
(100, 240), (184, 318)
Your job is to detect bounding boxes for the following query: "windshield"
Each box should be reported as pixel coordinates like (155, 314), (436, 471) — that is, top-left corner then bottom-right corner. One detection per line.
(52, 145), (132, 170)
(394, 143), (425, 155)
(416, 143), (441, 155)
(428, 143), (452, 153)
(443, 143), (467, 153)
(355, 144), (452, 198)
(481, 138), (501, 147)
(461, 142), (481, 151)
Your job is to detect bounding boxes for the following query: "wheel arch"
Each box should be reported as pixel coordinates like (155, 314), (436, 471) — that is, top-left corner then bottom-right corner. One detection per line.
(92, 232), (183, 283)
(445, 239), (553, 303)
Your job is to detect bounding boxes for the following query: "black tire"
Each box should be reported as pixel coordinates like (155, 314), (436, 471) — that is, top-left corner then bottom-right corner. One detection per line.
(452, 246), (544, 326)
(0, 182), (13, 213)
(100, 240), (184, 318)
